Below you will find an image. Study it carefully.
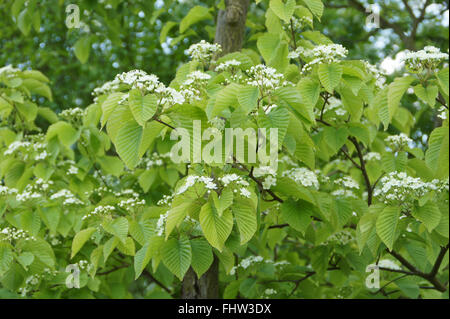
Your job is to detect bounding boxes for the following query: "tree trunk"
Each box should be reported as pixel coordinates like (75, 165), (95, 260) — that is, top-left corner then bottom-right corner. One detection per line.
(181, 256), (219, 299)
(214, 0), (250, 56)
(180, 0), (250, 300)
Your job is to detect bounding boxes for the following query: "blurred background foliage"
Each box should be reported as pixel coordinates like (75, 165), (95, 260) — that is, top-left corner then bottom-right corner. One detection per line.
(0, 0), (448, 114)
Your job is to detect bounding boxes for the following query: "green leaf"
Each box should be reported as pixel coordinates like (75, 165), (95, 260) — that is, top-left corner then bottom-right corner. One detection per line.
(270, 0), (296, 23)
(190, 238), (213, 278)
(425, 127), (449, 177)
(436, 67), (449, 96)
(102, 217), (129, 243)
(257, 33), (289, 72)
(101, 92), (126, 128)
(323, 126), (348, 155)
(17, 8), (31, 36)
(376, 206), (400, 251)
(413, 84), (438, 107)
(71, 227), (96, 258)
(165, 201), (191, 239)
(46, 121), (78, 148)
(134, 236), (164, 279)
(115, 120), (143, 169)
(387, 76), (415, 122)
(179, 6), (212, 34)
(318, 63), (343, 93)
(297, 78), (320, 107)
(199, 202), (233, 251)
(0, 243), (14, 274)
(232, 196), (257, 244)
(301, 0), (324, 19)
(237, 86), (259, 113)
(74, 36), (91, 64)
(413, 202), (441, 232)
(160, 21), (177, 44)
(128, 90), (158, 126)
(162, 236), (192, 280)
(281, 199), (312, 234)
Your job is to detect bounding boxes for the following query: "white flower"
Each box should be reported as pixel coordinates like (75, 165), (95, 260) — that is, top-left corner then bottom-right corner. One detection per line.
(215, 59), (241, 72)
(186, 40), (222, 62)
(156, 211), (169, 236)
(246, 64), (289, 93)
(262, 175), (277, 190)
(296, 44), (348, 73)
(437, 106), (448, 120)
(385, 133), (413, 150)
(363, 152), (381, 161)
(378, 259), (402, 270)
(335, 176), (360, 189)
(401, 46), (449, 71)
(282, 167), (319, 189)
(82, 205), (115, 220)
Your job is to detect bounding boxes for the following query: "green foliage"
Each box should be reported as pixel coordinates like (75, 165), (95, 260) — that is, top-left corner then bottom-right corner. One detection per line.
(0, 0), (448, 300)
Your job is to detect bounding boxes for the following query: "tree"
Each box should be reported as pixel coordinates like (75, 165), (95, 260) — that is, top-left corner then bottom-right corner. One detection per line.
(0, 0), (449, 299)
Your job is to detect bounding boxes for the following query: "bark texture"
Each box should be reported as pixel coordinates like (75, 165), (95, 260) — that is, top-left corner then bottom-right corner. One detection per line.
(214, 0), (250, 56)
(181, 0), (250, 299)
(181, 256), (219, 299)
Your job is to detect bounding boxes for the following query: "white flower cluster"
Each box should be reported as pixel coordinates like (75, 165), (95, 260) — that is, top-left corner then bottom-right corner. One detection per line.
(59, 107), (85, 122)
(402, 46), (449, 71)
(49, 189), (84, 206)
(385, 133), (412, 150)
(253, 166), (277, 190)
(139, 152), (171, 169)
(118, 198), (146, 210)
(93, 69), (185, 108)
(288, 16), (313, 30)
(364, 61), (385, 88)
(0, 227), (36, 242)
(229, 255), (264, 275)
(215, 59), (241, 72)
(324, 97), (347, 117)
(82, 205), (115, 220)
(291, 44), (348, 73)
(15, 179), (53, 202)
(324, 230), (355, 245)
(373, 172), (446, 205)
(363, 152), (381, 161)
(157, 194), (175, 206)
(246, 64), (289, 94)
(218, 174), (251, 198)
(264, 288), (277, 297)
(378, 259), (402, 270)
(331, 189), (358, 199)
(282, 167), (319, 189)
(334, 176), (360, 190)
(155, 86), (185, 108)
(179, 71), (211, 103)
(156, 211), (169, 236)
(0, 185), (18, 196)
(0, 65), (20, 78)
(3, 141), (31, 156)
(176, 175), (218, 195)
(437, 106), (448, 120)
(116, 69), (160, 91)
(187, 40), (222, 62)
(92, 79), (121, 99)
(67, 165), (79, 175)
(229, 256), (290, 275)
